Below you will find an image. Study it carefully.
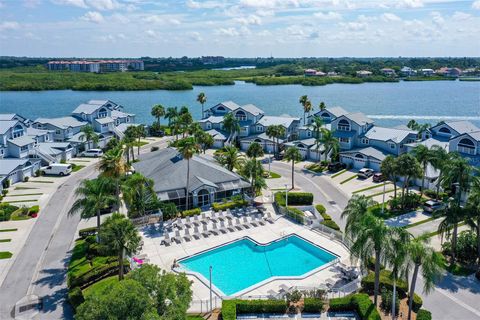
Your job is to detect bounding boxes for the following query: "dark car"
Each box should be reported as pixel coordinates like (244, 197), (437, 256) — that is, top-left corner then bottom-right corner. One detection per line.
(372, 172), (385, 183)
(328, 162), (347, 172)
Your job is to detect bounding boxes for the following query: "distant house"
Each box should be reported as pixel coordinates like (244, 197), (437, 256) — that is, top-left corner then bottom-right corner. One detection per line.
(356, 70), (372, 78)
(400, 66), (416, 77)
(436, 67), (462, 77)
(421, 69), (435, 76)
(304, 69), (326, 77)
(381, 68), (396, 77)
(133, 148), (250, 210)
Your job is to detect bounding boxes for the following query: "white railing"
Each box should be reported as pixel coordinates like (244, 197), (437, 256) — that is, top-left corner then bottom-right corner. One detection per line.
(131, 211), (162, 226)
(189, 297), (222, 313)
(112, 126), (125, 139)
(457, 146), (476, 155)
(30, 149), (57, 164)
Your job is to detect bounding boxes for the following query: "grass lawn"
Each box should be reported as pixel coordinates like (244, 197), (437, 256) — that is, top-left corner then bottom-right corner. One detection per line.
(186, 316), (205, 320)
(0, 239), (11, 242)
(14, 186), (37, 190)
(11, 215), (32, 221)
(70, 159), (90, 163)
(71, 165), (85, 172)
(331, 169), (348, 179)
(0, 228), (17, 232)
(352, 182), (388, 194)
(133, 140), (149, 147)
(366, 189), (395, 198)
(5, 199), (38, 204)
(30, 180), (54, 184)
(83, 275), (118, 298)
(265, 171), (281, 179)
(305, 163), (325, 173)
(404, 217), (435, 229)
(0, 252), (13, 259)
(339, 174), (358, 184)
(7, 193), (43, 197)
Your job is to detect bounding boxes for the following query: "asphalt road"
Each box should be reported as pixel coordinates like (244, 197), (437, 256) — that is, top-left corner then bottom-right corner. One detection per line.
(270, 161), (480, 320)
(0, 138), (171, 320)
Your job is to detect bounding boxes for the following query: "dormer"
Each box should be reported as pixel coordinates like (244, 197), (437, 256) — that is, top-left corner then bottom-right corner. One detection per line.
(12, 124), (25, 139)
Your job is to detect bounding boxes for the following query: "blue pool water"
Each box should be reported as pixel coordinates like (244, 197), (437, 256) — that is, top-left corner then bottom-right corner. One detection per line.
(179, 235), (337, 296)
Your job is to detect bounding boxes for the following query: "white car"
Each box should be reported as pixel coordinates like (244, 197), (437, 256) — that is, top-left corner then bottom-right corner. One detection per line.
(81, 149), (103, 158)
(41, 163), (72, 176)
(358, 168), (374, 179)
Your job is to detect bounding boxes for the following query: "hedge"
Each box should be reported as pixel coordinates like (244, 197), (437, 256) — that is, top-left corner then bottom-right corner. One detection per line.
(409, 293), (423, 312)
(416, 309), (432, 320)
(321, 220), (341, 231)
(68, 260), (120, 289)
(181, 208), (201, 217)
(221, 300), (288, 320)
(361, 270), (408, 297)
(212, 199), (248, 212)
(329, 294), (381, 320)
(303, 298), (323, 313)
(68, 286), (84, 310)
(28, 205), (40, 214)
(275, 192), (313, 206)
(78, 227), (97, 238)
(286, 207), (305, 224)
(315, 204), (326, 215)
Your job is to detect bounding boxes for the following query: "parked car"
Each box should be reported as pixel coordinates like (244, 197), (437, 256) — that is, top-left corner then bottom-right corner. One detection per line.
(81, 149), (104, 158)
(328, 162), (347, 172)
(358, 168), (374, 179)
(41, 163), (72, 176)
(423, 200), (445, 213)
(372, 172), (385, 183)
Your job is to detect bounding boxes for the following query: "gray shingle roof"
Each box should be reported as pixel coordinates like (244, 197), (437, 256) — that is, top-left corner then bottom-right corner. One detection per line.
(236, 104), (264, 116)
(37, 142), (72, 155)
(26, 127), (52, 136)
(95, 117), (114, 124)
(133, 148), (248, 195)
(217, 101), (241, 111)
(206, 129), (227, 140)
(111, 110), (133, 119)
(0, 159), (36, 176)
(34, 116), (86, 129)
(0, 120), (18, 134)
(405, 138), (449, 150)
(199, 116), (224, 124)
(327, 107), (348, 118)
(240, 133), (279, 143)
(284, 138), (319, 148)
(343, 112), (374, 125)
(72, 103), (101, 115)
(443, 121), (479, 135)
(0, 114), (16, 121)
(256, 115), (299, 128)
(340, 146), (390, 161)
(364, 126), (417, 143)
(8, 136), (35, 147)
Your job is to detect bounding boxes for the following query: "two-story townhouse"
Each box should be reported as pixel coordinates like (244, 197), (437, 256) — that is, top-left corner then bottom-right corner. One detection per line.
(307, 107), (348, 124)
(203, 101), (241, 118)
(358, 126), (418, 156)
(33, 117), (87, 142)
(449, 131), (480, 166)
(231, 104), (265, 137)
(284, 123), (333, 161)
(427, 120), (479, 141)
(331, 112), (374, 150)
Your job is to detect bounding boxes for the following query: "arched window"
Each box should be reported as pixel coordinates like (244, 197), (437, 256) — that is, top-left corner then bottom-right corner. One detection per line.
(254, 138), (263, 143)
(235, 110), (247, 121)
(458, 138), (475, 155)
(297, 143), (306, 149)
(216, 106), (226, 112)
(338, 119), (350, 131)
(197, 189), (210, 207)
(321, 112), (331, 119)
(439, 127), (451, 135)
(355, 153), (365, 159)
(12, 125), (24, 138)
(98, 107), (108, 118)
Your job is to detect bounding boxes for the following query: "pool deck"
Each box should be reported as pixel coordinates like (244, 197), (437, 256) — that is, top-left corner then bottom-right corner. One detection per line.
(139, 208), (351, 309)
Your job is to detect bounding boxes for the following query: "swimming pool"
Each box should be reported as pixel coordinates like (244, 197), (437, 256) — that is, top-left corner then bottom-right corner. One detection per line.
(178, 234), (338, 296)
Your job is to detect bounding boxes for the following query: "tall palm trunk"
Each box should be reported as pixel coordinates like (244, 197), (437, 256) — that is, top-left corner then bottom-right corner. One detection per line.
(393, 175), (397, 198)
(477, 217), (480, 264)
(137, 137), (141, 156)
(96, 209), (101, 229)
(131, 146), (135, 162)
(452, 224), (458, 262)
(436, 173), (442, 200)
(291, 159), (295, 189)
(374, 250), (381, 306)
(118, 247), (125, 280)
(420, 163), (427, 197)
(408, 263), (420, 320)
(185, 159), (190, 210)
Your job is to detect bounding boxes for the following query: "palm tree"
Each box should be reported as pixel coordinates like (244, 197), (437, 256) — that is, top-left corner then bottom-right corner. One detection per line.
(466, 177), (480, 264)
(214, 145), (244, 172)
(134, 125), (145, 156)
(438, 201), (465, 262)
(98, 146), (129, 208)
(430, 145), (449, 200)
(195, 131), (214, 153)
(121, 173), (158, 218)
(223, 113), (240, 144)
(319, 101), (326, 110)
(151, 104), (165, 126)
(241, 158), (265, 196)
(299, 95), (309, 124)
(442, 153), (472, 206)
(395, 153), (422, 209)
(319, 128), (339, 162)
(196, 92), (207, 119)
(381, 155), (399, 199)
(99, 213), (142, 280)
(68, 177), (116, 230)
(246, 142), (264, 159)
(165, 106), (178, 127)
(179, 111), (193, 138)
(341, 195), (376, 237)
(266, 125), (285, 157)
(284, 147), (302, 189)
(177, 137), (201, 210)
(405, 236), (443, 320)
(412, 145), (434, 197)
(79, 125), (99, 150)
(123, 126), (138, 162)
(311, 116), (323, 139)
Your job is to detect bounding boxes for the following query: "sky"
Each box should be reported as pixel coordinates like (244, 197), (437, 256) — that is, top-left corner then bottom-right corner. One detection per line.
(0, 0), (479, 58)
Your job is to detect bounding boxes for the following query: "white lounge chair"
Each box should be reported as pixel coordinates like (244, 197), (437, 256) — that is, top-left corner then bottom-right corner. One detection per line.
(227, 219), (236, 232)
(210, 222), (220, 235)
(235, 218), (246, 230)
(264, 212), (274, 224)
(254, 214), (266, 226)
(248, 216), (259, 227)
(219, 220), (229, 233)
(242, 216), (254, 228)
(192, 226), (201, 239)
(183, 228), (192, 242)
(161, 232), (172, 246)
(173, 230), (183, 244)
(201, 224), (210, 237)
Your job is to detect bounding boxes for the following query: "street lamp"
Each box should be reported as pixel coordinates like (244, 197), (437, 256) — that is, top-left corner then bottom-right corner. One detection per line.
(209, 266), (213, 311)
(285, 184), (289, 208)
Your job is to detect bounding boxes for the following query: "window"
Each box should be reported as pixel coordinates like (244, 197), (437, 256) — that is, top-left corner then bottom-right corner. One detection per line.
(256, 125), (263, 132)
(235, 110), (247, 121)
(12, 125), (24, 138)
(458, 138), (475, 155)
(216, 106), (226, 112)
(82, 114), (86, 120)
(45, 135), (49, 141)
(361, 138), (369, 144)
(102, 124), (108, 128)
(340, 137), (349, 143)
(21, 145), (29, 151)
(439, 127), (451, 134)
(126, 118), (130, 123)
(321, 112), (330, 119)
(206, 122), (212, 129)
(197, 189), (210, 207)
(389, 143), (396, 149)
(337, 119), (350, 131)
(306, 130), (312, 137)
(98, 108), (108, 118)
(55, 129), (61, 134)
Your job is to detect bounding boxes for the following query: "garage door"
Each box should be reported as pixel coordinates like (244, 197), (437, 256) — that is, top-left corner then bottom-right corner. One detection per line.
(213, 140), (224, 149)
(240, 141), (251, 151)
(370, 161), (381, 171)
(340, 155), (353, 167)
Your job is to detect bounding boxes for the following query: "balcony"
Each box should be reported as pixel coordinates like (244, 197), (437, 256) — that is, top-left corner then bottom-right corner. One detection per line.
(457, 146), (476, 155)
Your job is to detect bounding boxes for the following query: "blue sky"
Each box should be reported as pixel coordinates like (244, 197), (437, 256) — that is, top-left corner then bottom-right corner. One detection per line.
(0, 0), (479, 57)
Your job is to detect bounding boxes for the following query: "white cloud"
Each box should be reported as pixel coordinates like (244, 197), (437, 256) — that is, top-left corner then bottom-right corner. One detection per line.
(430, 11), (445, 26)
(25, 32), (41, 40)
(452, 11), (471, 21)
(81, 11), (104, 23)
(239, 0), (299, 9)
(51, 0), (87, 8)
(381, 13), (401, 22)
(0, 21), (20, 31)
(188, 31), (202, 41)
(146, 29), (157, 38)
(340, 21), (367, 31)
(186, 0), (224, 9)
(472, 0), (480, 9)
(235, 15), (262, 25)
(117, 33), (126, 39)
(86, 0), (120, 11)
(396, 0), (423, 8)
(313, 11), (342, 20)
(23, 0), (41, 8)
(216, 27), (239, 36)
(169, 18), (182, 25)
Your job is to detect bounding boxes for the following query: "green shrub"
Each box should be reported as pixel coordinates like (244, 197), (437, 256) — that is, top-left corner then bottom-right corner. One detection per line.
(303, 298), (323, 313)
(68, 286), (84, 310)
(409, 293), (423, 313)
(221, 299), (288, 320)
(23, 176), (29, 182)
(69, 260), (120, 289)
(286, 207), (305, 224)
(416, 309), (432, 320)
(28, 205), (40, 214)
(321, 220), (341, 231)
(275, 192), (313, 206)
(212, 199), (248, 212)
(79, 227), (97, 238)
(329, 294), (381, 320)
(221, 300), (237, 320)
(380, 288), (399, 314)
(315, 204), (326, 215)
(0, 203), (19, 221)
(361, 270), (408, 298)
(181, 208), (201, 217)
